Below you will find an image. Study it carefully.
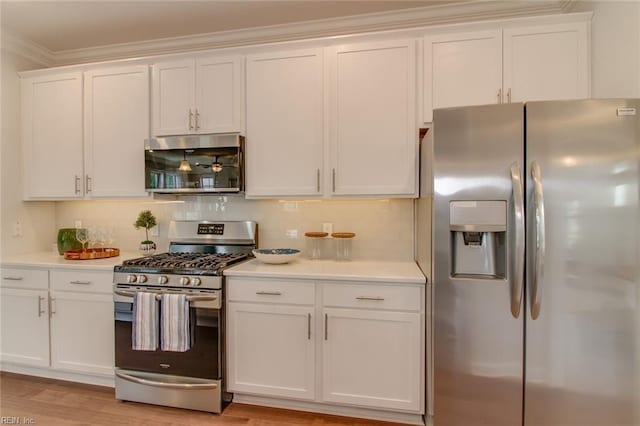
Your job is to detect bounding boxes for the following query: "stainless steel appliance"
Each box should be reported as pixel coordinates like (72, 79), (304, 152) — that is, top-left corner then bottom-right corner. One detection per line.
(418, 99), (639, 426)
(145, 134), (244, 193)
(113, 220), (257, 413)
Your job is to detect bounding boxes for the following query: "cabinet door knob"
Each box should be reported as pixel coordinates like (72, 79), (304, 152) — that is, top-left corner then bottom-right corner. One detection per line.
(86, 175), (92, 193)
(75, 175), (81, 194)
(195, 109), (200, 131)
(189, 109), (194, 130)
(37, 296), (45, 317)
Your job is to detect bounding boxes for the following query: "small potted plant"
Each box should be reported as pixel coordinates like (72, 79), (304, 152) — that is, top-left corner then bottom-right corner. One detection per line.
(134, 210), (157, 255)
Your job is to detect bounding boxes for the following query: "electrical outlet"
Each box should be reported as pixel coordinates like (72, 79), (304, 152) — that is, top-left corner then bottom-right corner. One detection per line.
(74, 220), (82, 228)
(322, 222), (333, 235)
(285, 229), (298, 239)
(12, 221), (22, 237)
(151, 225), (159, 237)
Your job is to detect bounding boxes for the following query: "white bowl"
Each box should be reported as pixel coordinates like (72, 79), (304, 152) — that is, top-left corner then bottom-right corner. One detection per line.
(252, 248), (301, 264)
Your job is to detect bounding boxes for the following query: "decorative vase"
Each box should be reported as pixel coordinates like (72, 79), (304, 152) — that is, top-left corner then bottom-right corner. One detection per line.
(139, 241), (157, 256)
(57, 228), (83, 255)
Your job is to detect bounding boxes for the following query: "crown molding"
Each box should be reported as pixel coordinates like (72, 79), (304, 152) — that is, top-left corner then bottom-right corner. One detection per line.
(49, 0), (572, 66)
(1, 30), (55, 67)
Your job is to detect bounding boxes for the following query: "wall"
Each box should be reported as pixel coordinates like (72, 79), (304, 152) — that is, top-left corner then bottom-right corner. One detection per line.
(0, 37), (56, 257)
(573, 0), (640, 97)
(54, 197), (415, 261)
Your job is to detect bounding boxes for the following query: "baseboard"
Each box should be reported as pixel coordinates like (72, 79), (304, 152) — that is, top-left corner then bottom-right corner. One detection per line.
(233, 393), (425, 425)
(0, 363), (115, 388)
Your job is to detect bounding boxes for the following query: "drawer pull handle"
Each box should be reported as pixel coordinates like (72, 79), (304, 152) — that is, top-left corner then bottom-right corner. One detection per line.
(256, 291), (282, 296)
(3, 276), (24, 281)
(356, 296), (385, 301)
(37, 296), (45, 317)
(70, 280), (91, 285)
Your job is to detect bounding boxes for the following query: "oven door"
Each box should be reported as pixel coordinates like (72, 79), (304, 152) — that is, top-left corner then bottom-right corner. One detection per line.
(114, 286), (222, 379)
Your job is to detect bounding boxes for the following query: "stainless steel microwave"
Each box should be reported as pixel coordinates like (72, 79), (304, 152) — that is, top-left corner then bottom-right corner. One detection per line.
(145, 134), (244, 194)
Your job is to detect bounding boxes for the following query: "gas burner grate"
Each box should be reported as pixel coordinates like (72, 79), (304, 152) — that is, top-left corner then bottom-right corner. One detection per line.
(123, 252), (249, 271)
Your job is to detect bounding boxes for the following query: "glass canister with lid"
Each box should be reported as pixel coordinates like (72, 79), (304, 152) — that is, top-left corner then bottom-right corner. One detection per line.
(304, 232), (328, 260)
(331, 232), (355, 261)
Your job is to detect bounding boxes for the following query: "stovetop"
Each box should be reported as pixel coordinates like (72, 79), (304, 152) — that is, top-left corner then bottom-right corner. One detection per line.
(114, 252), (250, 276)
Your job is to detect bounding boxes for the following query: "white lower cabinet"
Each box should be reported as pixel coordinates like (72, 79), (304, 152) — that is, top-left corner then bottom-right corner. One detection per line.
(0, 287), (50, 367)
(227, 303), (315, 400)
(226, 277), (424, 418)
(50, 291), (114, 376)
(322, 308), (421, 411)
(0, 266), (114, 383)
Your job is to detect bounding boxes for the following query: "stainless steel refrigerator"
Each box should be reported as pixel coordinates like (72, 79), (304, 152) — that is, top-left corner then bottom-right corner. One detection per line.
(419, 99), (639, 426)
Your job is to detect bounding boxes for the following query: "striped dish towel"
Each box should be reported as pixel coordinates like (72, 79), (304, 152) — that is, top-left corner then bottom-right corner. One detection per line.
(160, 294), (191, 352)
(132, 292), (159, 351)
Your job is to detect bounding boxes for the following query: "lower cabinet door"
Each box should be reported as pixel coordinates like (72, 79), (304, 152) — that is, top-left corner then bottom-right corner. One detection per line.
(50, 291), (114, 376)
(227, 302), (315, 400)
(0, 288), (50, 367)
(322, 308), (421, 411)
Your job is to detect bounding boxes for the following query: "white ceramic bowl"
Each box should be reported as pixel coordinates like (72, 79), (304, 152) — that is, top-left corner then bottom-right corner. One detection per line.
(252, 248), (301, 264)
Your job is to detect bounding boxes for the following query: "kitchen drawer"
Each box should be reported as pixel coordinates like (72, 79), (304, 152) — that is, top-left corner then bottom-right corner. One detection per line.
(227, 278), (314, 305)
(322, 282), (421, 311)
(0, 268), (48, 290)
(50, 270), (112, 294)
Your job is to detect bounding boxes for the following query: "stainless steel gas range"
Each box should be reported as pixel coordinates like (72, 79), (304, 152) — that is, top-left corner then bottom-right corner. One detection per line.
(112, 220), (257, 413)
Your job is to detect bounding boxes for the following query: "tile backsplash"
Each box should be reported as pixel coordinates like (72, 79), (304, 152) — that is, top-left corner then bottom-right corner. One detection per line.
(54, 196), (414, 261)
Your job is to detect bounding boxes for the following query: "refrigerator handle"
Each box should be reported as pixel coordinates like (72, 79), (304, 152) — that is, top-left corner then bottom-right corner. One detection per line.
(510, 162), (525, 318)
(530, 161), (546, 320)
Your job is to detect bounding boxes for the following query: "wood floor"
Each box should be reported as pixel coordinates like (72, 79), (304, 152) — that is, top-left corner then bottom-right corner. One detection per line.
(0, 372), (406, 426)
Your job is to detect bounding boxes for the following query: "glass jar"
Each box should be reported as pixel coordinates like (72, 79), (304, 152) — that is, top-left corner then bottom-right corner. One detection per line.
(332, 232), (355, 261)
(304, 232), (328, 260)
(56, 228), (83, 255)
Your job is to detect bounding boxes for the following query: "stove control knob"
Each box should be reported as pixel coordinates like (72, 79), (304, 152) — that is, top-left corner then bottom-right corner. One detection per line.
(137, 275), (148, 284)
(157, 276), (169, 285)
(192, 277), (202, 287)
(180, 277), (191, 286)
(126, 274), (137, 283)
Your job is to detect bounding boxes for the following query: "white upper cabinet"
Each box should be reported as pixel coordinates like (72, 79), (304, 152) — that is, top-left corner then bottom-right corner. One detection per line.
(422, 18), (589, 122)
(245, 48), (324, 197)
(328, 39), (417, 197)
(423, 30), (503, 122)
(84, 65), (149, 198)
(503, 22), (589, 103)
(152, 55), (242, 136)
(22, 72), (84, 199)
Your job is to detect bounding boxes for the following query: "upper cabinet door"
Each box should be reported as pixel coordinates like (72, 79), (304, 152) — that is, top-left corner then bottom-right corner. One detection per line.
(151, 60), (194, 136)
(503, 22), (589, 103)
(423, 30), (502, 122)
(22, 72), (84, 199)
(329, 39), (417, 197)
(84, 65), (149, 198)
(195, 56), (243, 134)
(245, 48), (324, 197)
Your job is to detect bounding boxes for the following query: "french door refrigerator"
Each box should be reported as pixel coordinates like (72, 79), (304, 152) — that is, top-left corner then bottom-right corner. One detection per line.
(426, 99), (639, 426)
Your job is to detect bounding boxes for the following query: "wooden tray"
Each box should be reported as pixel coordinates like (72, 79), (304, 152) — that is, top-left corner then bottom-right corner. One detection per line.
(64, 248), (120, 260)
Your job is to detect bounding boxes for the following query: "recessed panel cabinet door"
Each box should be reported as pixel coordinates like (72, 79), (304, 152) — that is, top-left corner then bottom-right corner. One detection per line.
(84, 65), (149, 198)
(0, 288), (50, 367)
(329, 40), (417, 197)
(322, 308), (421, 411)
(50, 291), (114, 376)
(152, 60), (194, 136)
(504, 22), (589, 103)
(245, 49), (324, 197)
(196, 56), (242, 133)
(22, 72), (83, 199)
(423, 30), (503, 122)
(227, 302), (315, 400)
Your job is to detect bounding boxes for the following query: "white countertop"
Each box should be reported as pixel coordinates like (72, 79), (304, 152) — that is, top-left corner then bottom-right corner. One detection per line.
(225, 258), (427, 284)
(1, 251), (141, 271)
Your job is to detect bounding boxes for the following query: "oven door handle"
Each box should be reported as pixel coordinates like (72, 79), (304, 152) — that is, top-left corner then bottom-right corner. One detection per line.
(115, 371), (219, 390)
(114, 289), (218, 302)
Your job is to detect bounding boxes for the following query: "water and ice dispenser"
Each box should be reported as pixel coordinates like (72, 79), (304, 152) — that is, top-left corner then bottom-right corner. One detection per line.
(450, 201), (506, 279)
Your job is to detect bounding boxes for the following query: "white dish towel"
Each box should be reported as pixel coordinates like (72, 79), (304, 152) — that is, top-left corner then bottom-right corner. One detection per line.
(132, 292), (159, 351)
(161, 293), (191, 352)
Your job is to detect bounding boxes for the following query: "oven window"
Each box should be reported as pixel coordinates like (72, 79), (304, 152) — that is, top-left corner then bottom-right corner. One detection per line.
(145, 147), (240, 191)
(115, 302), (221, 379)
